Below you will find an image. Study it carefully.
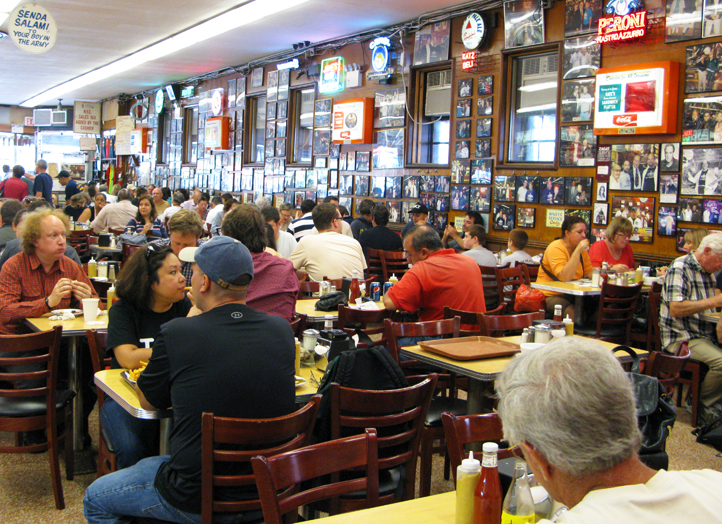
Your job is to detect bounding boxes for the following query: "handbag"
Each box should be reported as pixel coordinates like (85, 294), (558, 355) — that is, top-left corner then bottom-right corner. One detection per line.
(118, 233), (147, 245)
(514, 283), (546, 312)
(612, 346), (677, 454)
(692, 413), (722, 452)
(314, 291), (348, 311)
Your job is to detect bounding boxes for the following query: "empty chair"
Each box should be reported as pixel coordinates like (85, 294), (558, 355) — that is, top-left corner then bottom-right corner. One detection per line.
(443, 305), (506, 336)
(494, 265), (531, 312)
(478, 265), (500, 312)
(366, 248), (384, 280)
(573, 281), (642, 345)
(337, 304), (390, 348)
(384, 317), (460, 364)
(252, 429), (380, 524)
(121, 242), (144, 264)
(86, 329), (116, 478)
(477, 311), (544, 337)
(380, 250), (408, 282)
(68, 229), (93, 260)
(645, 342), (691, 397)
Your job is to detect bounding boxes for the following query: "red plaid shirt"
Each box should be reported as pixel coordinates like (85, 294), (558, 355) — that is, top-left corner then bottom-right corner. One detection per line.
(0, 252), (98, 334)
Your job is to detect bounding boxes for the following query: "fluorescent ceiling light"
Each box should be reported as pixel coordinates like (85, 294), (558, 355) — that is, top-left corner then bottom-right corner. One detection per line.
(518, 82), (558, 92)
(517, 103), (556, 114)
(20, 0), (309, 107)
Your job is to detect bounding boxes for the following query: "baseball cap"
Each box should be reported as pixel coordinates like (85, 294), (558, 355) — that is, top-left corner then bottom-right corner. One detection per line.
(409, 202), (428, 214)
(127, 184), (137, 190)
(178, 236), (254, 289)
(56, 170), (71, 178)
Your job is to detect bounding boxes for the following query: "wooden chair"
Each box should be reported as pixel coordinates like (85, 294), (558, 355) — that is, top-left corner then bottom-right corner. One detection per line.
(442, 412), (515, 485)
(337, 305), (390, 348)
(121, 242), (145, 264)
(443, 305), (506, 336)
(647, 281), (663, 352)
(298, 281), (320, 298)
(0, 326), (73, 509)
(521, 263), (540, 282)
(478, 265), (500, 312)
(477, 311), (544, 337)
(366, 248), (384, 281)
(86, 329), (116, 478)
(329, 375), (437, 506)
(379, 250), (408, 282)
(289, 313), (307, 340)
(68, 229), (93, 258)
(678, 358), (709, 427)
(645, 342), (690, 398)
(109, 227), (126, 237)
(494, 265), (530, 313)
(383, 318), (467, 497)
(201, 396), (322, 524)
(252, 429), (380, 524)
(573, 282), (642, 345)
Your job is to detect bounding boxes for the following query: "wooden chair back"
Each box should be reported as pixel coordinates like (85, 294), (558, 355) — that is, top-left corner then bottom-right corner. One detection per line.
(646, 342), (691, 397)
(442, 412), (515, 485)
(522, 263), (540, 282)
(252, 429), (380, 524)
(68, 229), (92, 257)
(477, 311), (544, 337)
(648, 281), (663, 352)
(384, 317), (460, 364)
(289, 314), (307, 340)
(443, 305), (505, 336)
(593, 281), (643, 345)
(298, 281), (320, 298)
(329, 375), (437, 506)
(337, 305), (390, 348)
(108, 227), (125, 237)
(478, 265), (500, 311)
(121, 242), (144, 264)
(380, 250), (408, 282)
(201, 396), (322, 524)
(366, 248), (384, 280)
(494, 265), (531, 312)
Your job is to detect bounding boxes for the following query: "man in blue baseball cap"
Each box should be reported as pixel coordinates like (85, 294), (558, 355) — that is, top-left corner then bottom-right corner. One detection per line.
(84, 235), (297, 523)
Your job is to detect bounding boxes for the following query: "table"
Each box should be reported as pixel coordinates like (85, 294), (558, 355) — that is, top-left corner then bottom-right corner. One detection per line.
(532, 280), (600, 316)
(90, 244), (122, 261)
(295, 299), (384, 323)
(26, 313), (109, 451)
(400, 336), (646, 414)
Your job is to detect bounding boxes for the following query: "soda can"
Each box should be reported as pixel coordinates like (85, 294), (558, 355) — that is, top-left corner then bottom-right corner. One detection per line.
(370, 282), (380, 301)
(383, 282), (393, 295)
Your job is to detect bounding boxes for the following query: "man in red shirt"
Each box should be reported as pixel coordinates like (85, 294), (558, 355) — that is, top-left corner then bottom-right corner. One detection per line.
(383, 225), (486, 333)
(1, 166), (29, 200)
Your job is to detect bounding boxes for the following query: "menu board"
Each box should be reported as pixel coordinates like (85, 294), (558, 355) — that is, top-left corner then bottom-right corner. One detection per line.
(331, 98), (374, 145)
(115, 115), (134, 155)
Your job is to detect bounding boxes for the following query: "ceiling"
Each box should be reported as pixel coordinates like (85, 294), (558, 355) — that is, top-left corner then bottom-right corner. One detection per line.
(0, 0), (476, 108)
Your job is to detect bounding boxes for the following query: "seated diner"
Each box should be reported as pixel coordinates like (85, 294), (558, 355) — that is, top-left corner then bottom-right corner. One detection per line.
(588, 216), (635, 273)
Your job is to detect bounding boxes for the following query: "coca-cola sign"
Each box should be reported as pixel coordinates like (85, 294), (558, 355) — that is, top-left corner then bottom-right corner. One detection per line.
(612, 114), (638, 126)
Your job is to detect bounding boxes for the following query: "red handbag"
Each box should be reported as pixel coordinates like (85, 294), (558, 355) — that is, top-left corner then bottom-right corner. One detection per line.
(514, 284), (545, 312)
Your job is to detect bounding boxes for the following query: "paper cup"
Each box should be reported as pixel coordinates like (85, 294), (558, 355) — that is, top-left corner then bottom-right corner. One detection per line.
(82, 298), (100, 323)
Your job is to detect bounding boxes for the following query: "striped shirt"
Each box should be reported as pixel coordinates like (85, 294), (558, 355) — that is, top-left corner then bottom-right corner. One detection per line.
(660, 253), (718, 351)
(288, 213), (315, 240)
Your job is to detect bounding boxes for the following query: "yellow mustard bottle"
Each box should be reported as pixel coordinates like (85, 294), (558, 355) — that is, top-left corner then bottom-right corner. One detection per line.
(456, 451), (481, 524)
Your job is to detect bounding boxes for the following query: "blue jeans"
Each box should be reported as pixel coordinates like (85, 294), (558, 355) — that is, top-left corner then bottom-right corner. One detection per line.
(84, 456), (201, 524)
(99, 397), (160, 469)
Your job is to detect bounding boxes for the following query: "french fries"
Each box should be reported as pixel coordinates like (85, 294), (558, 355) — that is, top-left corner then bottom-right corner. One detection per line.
(127, 361), (148, 382)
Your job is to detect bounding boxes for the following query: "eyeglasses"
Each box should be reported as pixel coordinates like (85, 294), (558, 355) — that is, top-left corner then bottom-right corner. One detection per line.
(616, 233), (630, 240)
(145, 243), (159, 259)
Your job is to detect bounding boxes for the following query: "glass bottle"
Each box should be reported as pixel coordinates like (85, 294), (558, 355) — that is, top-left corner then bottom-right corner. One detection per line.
(456, 452), (481, 524)
(601, 261), (609, 282)
(349, 270), (361, 303)
(501, 461), (535, 524)
(473, 442), (502, 524)
(553, 305), (562, 322)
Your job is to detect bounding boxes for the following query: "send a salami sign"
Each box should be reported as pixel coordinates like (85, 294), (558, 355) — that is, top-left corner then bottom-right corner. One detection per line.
(331, 98), (374, 145)
(9, 4), (57, 54)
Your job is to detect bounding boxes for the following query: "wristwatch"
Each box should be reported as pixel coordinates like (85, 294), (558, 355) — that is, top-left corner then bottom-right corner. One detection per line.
(45, 297), (51, 310)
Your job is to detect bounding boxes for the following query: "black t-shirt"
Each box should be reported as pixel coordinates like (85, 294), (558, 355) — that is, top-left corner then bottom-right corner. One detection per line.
(359, 226), (403, 258)
(137, 303), (296, 514)
(106, 297), (193, 368)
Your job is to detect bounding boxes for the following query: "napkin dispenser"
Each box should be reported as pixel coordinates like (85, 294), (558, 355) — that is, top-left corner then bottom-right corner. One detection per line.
(318, 329), (353, 362)
(532, 319), (564, 331)
(98, 233), (111, 247)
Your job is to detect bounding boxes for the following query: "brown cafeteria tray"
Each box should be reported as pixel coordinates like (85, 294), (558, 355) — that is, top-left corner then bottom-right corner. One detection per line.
(418, 336), (521, 361)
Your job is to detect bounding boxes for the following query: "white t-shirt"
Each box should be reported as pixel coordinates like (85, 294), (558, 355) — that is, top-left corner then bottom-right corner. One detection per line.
(503, 250), (535, 267)
(309, 220), (353, 237)
(462, 246), (497, 267)
(539, 469), (722, 524)
(275, 230), (297, 259)
(289, 231), (367, 281)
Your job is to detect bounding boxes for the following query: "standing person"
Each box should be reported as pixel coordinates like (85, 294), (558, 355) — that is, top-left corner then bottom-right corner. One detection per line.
(56, 170), (81, 201)
(152, 187), (170, 214)
(126, 195), (167, 239)
(1, 166), (28, 200)
(589, 216), (635, 273)
(32, 159), (54, 204)
(503, 229), (535, 267)
(1, 165), (9, 180)
(84, 236), (296, 523)
(359, 204), (403, 258)
(90, 188), (138, 233)
(20, 167), (35, 197)
(461, 224), (497, 266)
(350, 199), (374, 240)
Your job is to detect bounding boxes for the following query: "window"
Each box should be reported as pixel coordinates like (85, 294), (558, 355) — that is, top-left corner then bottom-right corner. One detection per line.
(183, 105), (198, 164)
(292, 88), (315, 164)
(505, 50), (559, 164)
(410, 68), (451, 166)
(248, 96), (267, 164)
(158, 112), (171, 164)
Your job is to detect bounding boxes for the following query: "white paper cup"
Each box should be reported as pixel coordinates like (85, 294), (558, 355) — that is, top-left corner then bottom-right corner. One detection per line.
(82, 298), (100, 323)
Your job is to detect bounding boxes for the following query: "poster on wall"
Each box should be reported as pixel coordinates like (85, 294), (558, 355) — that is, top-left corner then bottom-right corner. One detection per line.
(564, 0), (603, 37)
(559, 125), (597, 166)
(413, 21), (451, 66)
(665, 0), (702, 42)
(561, 79), (596, 122)
(611, 196), (655, 242)
(373, 87), (406, 128)
(681, 97), (722, 144)
(562, 35), (601, 80)
(593, 61), (679, 136)
(685, 43), (722, 93)
(504, 0), (545, 48)
(332, 98), (373, 144)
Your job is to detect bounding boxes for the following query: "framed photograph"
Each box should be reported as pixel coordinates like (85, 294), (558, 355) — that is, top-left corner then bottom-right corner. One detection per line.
(608, 143), (660, 191)
(266, 102), (277, 121)
(429, 211), (449, 231)
(475, 139), (491, 159)
(456, 119), (472, 139)
(278, 68), (290, 101)
(565, 209), (591, 231)
(436, 195), (450, 211)
(339, 196), (352, 211)
(328, 170), (338, 189)
(470, 186), (491, 212)
(314, 99), (332, 128)
(457, 98), (472, 118)
(559, 125), (597, 167)
(294, 191), (305, 207)
(476, 118), (492, 137)
(477, 96), (493, 116)
(421, 192), (437, 211)
(658, 207), (678, 235)
(354, 175), (369, 196)
(403, 175), (420, 198)
(265, 139), (275, 159)
(435, 175), (451, 193)
(451, 159), (471, 184)
(339, 152), (347, 171)
(682, 98), (722, 145)
(420, 175), (435, 193)
(267, 70), (278, 102)
(373, 128), (404, 169)
(660, 143), (680, 172)
(660, 174), (679, 203)
(313, 129), (331, 156)
(236, 77), (247, 109)
(704, 1), (722, 37)
(565, 0), (603, 37)
(593, 203), (609, 225)
(494, 175), (516, 202)
(596, 181), (608, 201)
(679, 197), (708, 222)
(561, 78), (596, 122)
(413, 21), (451, 66)
(565, 176), (593, 205)
(471, 159), (492, 184)
(680, 146), (722, 195)
(516, 206), (536, 228)
(356, 151), (371, 172)
(516, 175), (540, 203)
(306, 170), (317, 189)
(703, 198), (722, 223)
(266, 121), (276, 139)
(370, 176), (385, 198)
(251, 68), (263, 88)
(305, 190), (317, 202)
(276, 120), (287, 139)
(314, 157), (327, 168)
(346, 151), (356, 171)
(374, 87), (406, 128)
(563, 35), (601, 80)
(493, 204), (516, 230)
(611, 196), (656, 242)
(339, 174), (353, 194)
(458, 78), (473, 98)
(387, 200), (402, 223)
(685, 43), (722, 93)
(276, 138), (286, 158)
(386, 176), (402, 199)
(277, 101), (288, 120)
(455, 140), (471, 159)
(330, 143), (341, 159)
(478, 75), (494, 95)
(227, 79), (236, 109)
(451, 186), (470, 211)
(504, 0), (544, 48)
(666, 0), (702, 42)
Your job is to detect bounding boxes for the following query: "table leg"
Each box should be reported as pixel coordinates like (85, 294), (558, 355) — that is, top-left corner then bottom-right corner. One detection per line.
(575, 295), (584, 323)
(68, 337), (84, 452)
(467, 378), (495, 414)
(159, 419), (171, 455)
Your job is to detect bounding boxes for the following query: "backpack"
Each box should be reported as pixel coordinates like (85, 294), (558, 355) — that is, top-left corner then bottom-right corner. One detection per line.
(692, 413), (722, 452)
(314, 345), (408, 442)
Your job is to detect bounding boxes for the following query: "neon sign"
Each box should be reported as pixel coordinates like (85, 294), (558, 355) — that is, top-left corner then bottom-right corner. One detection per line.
(369, 37), (391, 73)
(319, 56), (345, 93)
(461, 51), (477, 71)
(596, 11), (647, 44)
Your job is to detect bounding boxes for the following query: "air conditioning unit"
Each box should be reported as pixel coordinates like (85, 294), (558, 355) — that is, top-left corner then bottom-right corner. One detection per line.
(425, 69), (452, 117)
(519, 55), (559, 108)
(33, 108), (52, 126)
(52, 110), (67, 125)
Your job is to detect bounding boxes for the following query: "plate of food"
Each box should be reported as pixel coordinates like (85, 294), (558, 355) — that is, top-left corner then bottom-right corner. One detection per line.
(122, 361), (148, 387)
(51, 309), (82, 316)
(295, 376), (306, 388)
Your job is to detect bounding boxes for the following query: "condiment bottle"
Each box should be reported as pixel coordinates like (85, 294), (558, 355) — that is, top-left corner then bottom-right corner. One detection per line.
(106, 285), (115, 309)
(457, 452), (481, 524)
(473, 442), (502, 524)
(553, 305), (562, 322)
(563, 315), (574, 336)
(294, 339), (301, 375)
(349, 270), (361, 303)
(324, 315), (334, 330)
(388, 274), (398, 285)
(87, 257), (97, 279)
(601, 261), (609, 282)
(501, 461), (535, 524)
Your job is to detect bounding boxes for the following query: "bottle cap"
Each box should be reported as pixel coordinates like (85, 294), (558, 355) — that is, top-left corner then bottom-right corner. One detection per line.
(460, 451), (481, 472)
(482, 442), (499, 453)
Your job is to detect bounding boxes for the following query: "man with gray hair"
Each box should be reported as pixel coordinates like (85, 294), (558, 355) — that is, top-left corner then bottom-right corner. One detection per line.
(497, 337), (722, 522)
(33, 159), (54, 204)
(661, 232), (722, 425)
(91, 188), (138, 233)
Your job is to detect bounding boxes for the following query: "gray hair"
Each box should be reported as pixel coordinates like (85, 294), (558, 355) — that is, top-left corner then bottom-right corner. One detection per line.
(496, 337), (641, 477)
(406, 225), (442, 252)
(697, 232), (722, 254)
(255, 196), (271, 209)
(36, 159), (48, 170)
(172, 192), (185, 205)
